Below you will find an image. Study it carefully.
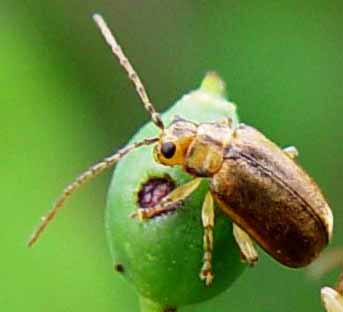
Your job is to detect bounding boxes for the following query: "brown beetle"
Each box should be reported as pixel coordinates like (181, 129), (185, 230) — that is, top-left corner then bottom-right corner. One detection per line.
(150, 115), (333, 284)
(28, 14), (335, 310)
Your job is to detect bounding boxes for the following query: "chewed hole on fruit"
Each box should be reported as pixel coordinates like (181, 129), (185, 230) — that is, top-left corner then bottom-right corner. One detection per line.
(137, 176), (181, 216)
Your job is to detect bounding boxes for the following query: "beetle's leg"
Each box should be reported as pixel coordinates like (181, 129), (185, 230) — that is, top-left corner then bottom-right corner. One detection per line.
(199, 191), (215, 286)
(131, 178), (202, 220)
(321, 272), (343, 312)
(283, 146), (299, 159)
(233, 224), (259, 266)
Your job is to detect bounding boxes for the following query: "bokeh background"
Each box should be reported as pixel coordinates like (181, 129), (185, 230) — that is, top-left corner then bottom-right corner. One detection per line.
(1, 1), (342, 311)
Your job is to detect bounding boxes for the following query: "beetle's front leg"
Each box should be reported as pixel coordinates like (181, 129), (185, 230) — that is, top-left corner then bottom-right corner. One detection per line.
(233, 224), (259, 266)
(200, 191), (215, 286)
(131, 178), (202, 220)
(321, 272), (343, 312)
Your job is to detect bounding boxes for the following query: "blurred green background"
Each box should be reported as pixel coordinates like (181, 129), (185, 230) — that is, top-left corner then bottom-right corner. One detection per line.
(1, 1), (342, 311)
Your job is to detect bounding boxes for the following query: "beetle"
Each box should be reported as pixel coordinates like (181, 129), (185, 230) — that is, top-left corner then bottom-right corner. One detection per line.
(28, 14), (336, 309)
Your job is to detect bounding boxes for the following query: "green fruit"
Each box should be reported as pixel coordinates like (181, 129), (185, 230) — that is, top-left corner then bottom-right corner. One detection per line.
(106, 73), (245, 310)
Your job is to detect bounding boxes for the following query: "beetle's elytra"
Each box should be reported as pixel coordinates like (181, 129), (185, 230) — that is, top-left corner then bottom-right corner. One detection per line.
(211, 124), (332, 268)
(28, 14), (338, 312)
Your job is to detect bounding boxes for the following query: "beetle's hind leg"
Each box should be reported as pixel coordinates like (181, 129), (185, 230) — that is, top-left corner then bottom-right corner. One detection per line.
(233, 224), (259, 266)
(283, 146), (299, 159)
(131, 178), (202, 220)
(200, 191), (215, 286)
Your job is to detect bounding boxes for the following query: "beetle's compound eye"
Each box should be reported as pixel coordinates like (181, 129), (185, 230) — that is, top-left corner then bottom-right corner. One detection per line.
(161, 142), (176, 159)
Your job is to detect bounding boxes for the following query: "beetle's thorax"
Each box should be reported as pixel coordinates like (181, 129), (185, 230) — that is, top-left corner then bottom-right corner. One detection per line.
(184, 119), (233, 177)
(154, 116), (233, 177)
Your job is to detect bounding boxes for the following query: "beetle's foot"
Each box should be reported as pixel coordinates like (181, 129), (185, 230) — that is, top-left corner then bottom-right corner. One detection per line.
(283, 146), (299, 159)
(130, 208), (158, 220)
(233, 223), (259, 266)
(129, 209), (145, 220)
(200, 253), (214, 286)
(321, 287), (343, 312)
(239, 251), (258, 266)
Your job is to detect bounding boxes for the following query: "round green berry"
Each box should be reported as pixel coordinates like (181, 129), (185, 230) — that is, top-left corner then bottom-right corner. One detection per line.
(106, 73), (245, 310)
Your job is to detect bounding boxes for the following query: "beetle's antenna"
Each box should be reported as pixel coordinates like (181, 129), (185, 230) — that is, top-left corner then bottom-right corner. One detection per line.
(28, 137), (159, 247)
(93, 14), (164, 130)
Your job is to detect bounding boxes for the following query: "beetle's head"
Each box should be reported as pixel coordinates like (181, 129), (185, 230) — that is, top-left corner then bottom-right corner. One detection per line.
(154, 116), (197, 167)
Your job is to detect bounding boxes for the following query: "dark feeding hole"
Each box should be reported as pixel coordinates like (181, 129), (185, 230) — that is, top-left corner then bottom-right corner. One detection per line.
(164, 308), (177, 312)
(137, 176), (180, 216)
(138, 176), (175, 208)
(114, 263), (125, 273)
